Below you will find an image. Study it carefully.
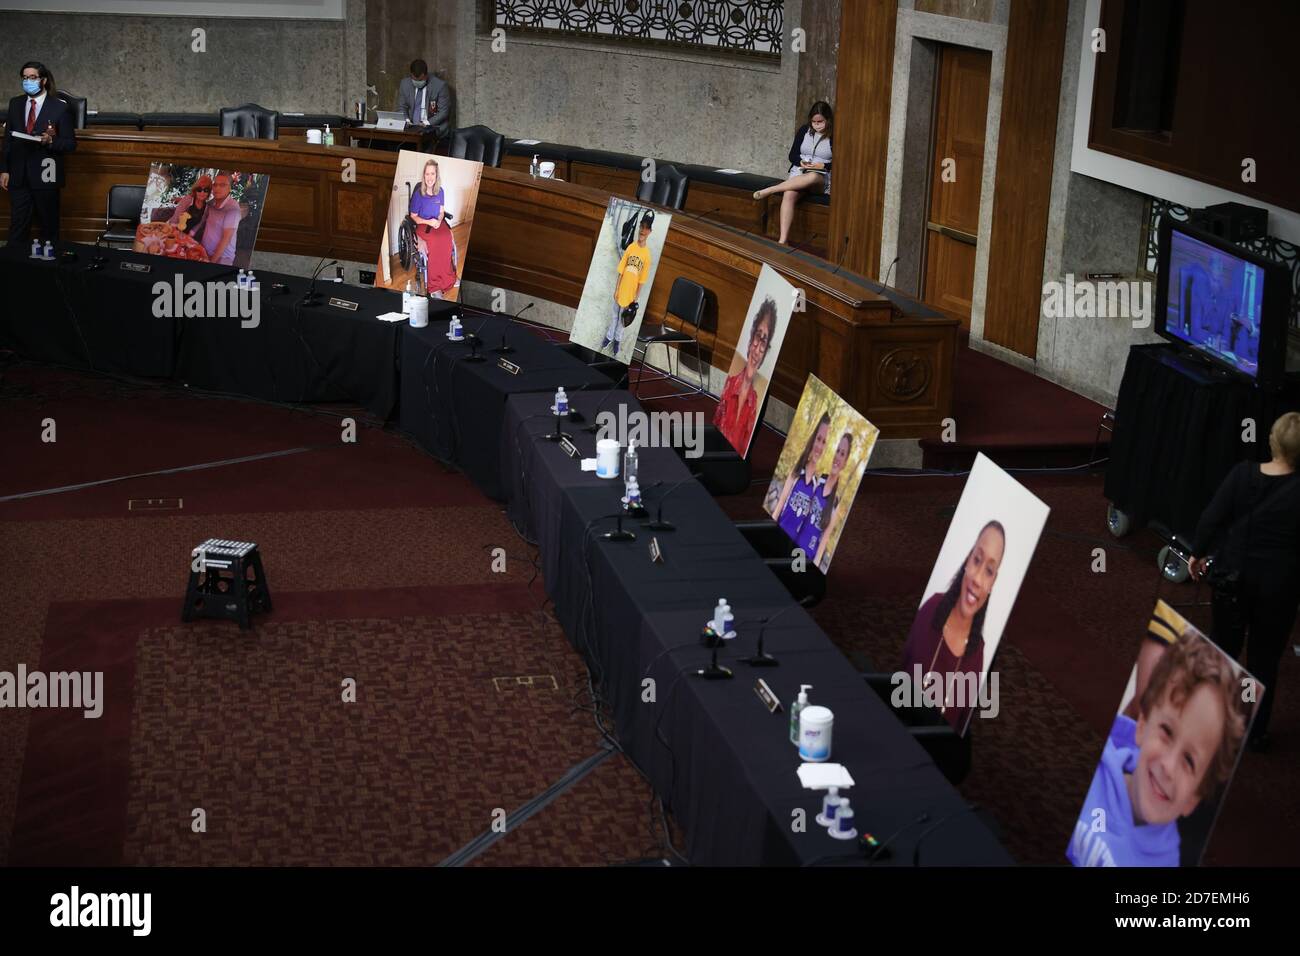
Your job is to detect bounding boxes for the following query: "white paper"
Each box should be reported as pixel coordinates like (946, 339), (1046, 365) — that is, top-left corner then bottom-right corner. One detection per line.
(375, 312), (409, 323)
(283, 112), (305, 116)
(797, 763), (855, 790)
(581, 458), (597, 471)
(514, 138), (542, 145)
(10, 131), (43, 142)
(714, 168), (743, 174)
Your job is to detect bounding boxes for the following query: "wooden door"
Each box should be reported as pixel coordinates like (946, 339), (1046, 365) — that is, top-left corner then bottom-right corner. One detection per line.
(922, 45), (992, 326)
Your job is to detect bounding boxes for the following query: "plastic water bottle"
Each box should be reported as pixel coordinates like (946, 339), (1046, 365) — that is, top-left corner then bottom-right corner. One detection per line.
(237, 269), (248, 289)
(623, 476), (642, 511)
(555, 387), (568, 415)
(43, 240), (53, 259)
(721, 600), (734, 638)
(30, 239), (41, 257)
(247, 270), (257, 290)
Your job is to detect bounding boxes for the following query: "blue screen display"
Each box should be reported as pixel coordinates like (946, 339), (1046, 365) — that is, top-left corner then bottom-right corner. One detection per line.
(1163, 229), (1266, 378)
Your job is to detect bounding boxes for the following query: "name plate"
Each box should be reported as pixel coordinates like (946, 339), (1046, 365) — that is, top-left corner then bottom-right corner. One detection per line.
(120, 261), (152, 273)
(754, 678), (782, 713)
(559, 437), (580, 459)
(329, 297), (359, 311)
(497, 357), (522, 375)
(649, 536), (663, 564)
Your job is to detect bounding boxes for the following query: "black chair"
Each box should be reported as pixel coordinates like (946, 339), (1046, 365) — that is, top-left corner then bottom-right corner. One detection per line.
(219, 103), (279, 140)
(636, 163), (690, 210)
(98, 184), (146, 247)
(56, 90), (87, 130)
(449, 125), (504, 167)
(734, 519), (828, 606)
(632, 277), (706, 399)
(861, 673), (972, 785)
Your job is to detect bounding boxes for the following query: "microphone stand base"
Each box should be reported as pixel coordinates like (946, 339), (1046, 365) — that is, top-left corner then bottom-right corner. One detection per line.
(491, 345), (516, 355)
(542, 431), (573, 443)
(741, 652), (779, 667)
(694, 663), (733, 680)
(598, 529), (636, 542)
(462, 353), (486, 363)
(641, 519), (675, 532)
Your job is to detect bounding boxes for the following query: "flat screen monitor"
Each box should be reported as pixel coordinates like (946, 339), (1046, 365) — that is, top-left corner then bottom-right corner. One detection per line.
(1154, 220), (1290, 388)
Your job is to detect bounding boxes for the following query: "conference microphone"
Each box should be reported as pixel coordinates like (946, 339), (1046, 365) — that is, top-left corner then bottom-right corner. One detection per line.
(741, 594), (815, 667)
(910, 802), (982, 867)
(462, 305), (500, 362)
(493, 301), (534, 355)
(786, 233), (819, 257)
(582, 369), (632, 434)
(830, 235), (851, 276)
(641, 472), (704, 532)
(590, 510), (636, 543)
(302, 249), (337, 307)
(881, 256), (900, 290)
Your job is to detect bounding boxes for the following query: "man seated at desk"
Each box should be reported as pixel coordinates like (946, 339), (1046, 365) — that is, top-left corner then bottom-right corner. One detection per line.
(396, 59), (449, 141)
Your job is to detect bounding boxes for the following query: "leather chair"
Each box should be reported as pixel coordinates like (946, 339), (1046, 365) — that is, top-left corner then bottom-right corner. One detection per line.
(636, 163), (690, 211)
(449, 125), (504, 167)
(632, 277), (706, 399)
(219, 103), (279, 140)
(862, 673), (972, 786)
(98, 184), (146, 247)
(56, 90), (87, 130)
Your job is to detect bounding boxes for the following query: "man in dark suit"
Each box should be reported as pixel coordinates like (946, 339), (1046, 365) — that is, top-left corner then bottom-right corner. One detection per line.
(2, 61), (76, 243)
(395, 59), (449, 141)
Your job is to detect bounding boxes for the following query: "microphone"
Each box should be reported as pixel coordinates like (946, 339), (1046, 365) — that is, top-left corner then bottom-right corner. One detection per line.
(591, 511), (636, 543)
(641, 472), (703, 532)
(910, 803), (982, 866)
(741, 594), (815, 667)
(881, 256), (899, 290)
(786, 233), (819, 256)
(582, 369), (632, 434)
(302, 249), (337, 307)
(493, 301), (534, 354)
(830, 235), (850, 276)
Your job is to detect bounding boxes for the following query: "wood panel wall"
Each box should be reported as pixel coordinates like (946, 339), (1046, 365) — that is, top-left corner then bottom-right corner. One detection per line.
(981, 0), (1069, 358)
(828, 0), (898, 280)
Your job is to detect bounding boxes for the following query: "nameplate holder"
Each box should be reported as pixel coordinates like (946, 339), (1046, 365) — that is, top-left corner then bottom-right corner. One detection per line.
(497, 357), (522, 375)
(754, 678), (782, 713)
(649, 536), (663, 564)
(559, 437), (580, 459)
(329, 297), (359, 311)
(120, 261), (152, 273)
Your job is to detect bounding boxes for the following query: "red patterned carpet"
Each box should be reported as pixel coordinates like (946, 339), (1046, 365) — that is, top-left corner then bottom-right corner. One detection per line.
(1, 360), (1296, 866)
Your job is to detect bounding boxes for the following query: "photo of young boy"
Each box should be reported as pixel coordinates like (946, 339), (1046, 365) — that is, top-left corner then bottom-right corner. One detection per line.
(1067, 607), (1260, 867)
(601, 210), (654, 355)
(568, 198), (672, 365)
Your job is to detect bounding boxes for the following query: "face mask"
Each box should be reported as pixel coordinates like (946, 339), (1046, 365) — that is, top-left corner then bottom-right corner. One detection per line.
(22, 78), (41, 95)
(412, 78), (427, 89)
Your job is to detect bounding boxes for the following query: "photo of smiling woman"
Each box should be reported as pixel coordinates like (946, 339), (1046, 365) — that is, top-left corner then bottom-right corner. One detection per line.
(714, 265), (795, 456)
(902, 520), (1005, 733)
(898, 453), (1050, 737)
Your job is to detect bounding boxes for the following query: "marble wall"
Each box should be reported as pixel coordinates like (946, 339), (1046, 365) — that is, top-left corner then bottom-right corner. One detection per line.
(0, 1), (366, 115)
(452, 1), (804, 176)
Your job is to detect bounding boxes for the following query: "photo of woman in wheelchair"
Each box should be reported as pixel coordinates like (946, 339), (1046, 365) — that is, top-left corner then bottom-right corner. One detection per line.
(404, 158), (460, 298)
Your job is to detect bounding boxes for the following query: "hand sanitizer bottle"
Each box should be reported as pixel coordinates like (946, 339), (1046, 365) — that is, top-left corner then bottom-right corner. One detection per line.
(790, 684), (812, 744)
(530, 154), (540, 178)
(623, 439), (639, 485)
(324, 124), (334, 147)
(555, 387), (568, 415)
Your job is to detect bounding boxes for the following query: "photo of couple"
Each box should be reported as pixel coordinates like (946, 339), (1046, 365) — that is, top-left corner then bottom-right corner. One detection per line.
(134, 163), (269, 269)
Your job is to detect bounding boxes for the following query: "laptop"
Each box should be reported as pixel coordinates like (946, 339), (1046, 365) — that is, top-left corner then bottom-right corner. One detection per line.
(375, 110), (407, 131)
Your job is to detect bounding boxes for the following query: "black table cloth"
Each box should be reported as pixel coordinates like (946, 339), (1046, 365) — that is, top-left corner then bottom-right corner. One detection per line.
(1, 242), (405, 419)
(399, 315), (614, 499)
(501, 390), (1012, 866)
(1104, 343), (1300, 540)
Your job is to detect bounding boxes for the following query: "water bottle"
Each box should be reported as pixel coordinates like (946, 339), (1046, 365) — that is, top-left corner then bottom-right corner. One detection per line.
(237, 269), (248, 289)
(31, 239), (40, 257)
(623, 476), (642, 511)
(554, 387), (568, 416)
(43, 240), (53, 259)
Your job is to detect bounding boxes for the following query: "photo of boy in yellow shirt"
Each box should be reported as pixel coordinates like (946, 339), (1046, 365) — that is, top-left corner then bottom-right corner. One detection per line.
(601, 210), (655, 356)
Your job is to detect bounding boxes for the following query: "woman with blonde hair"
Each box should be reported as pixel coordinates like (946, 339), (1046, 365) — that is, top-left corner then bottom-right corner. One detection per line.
(408, 158), (458, 297)
(1190, 411), (1300, 751)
